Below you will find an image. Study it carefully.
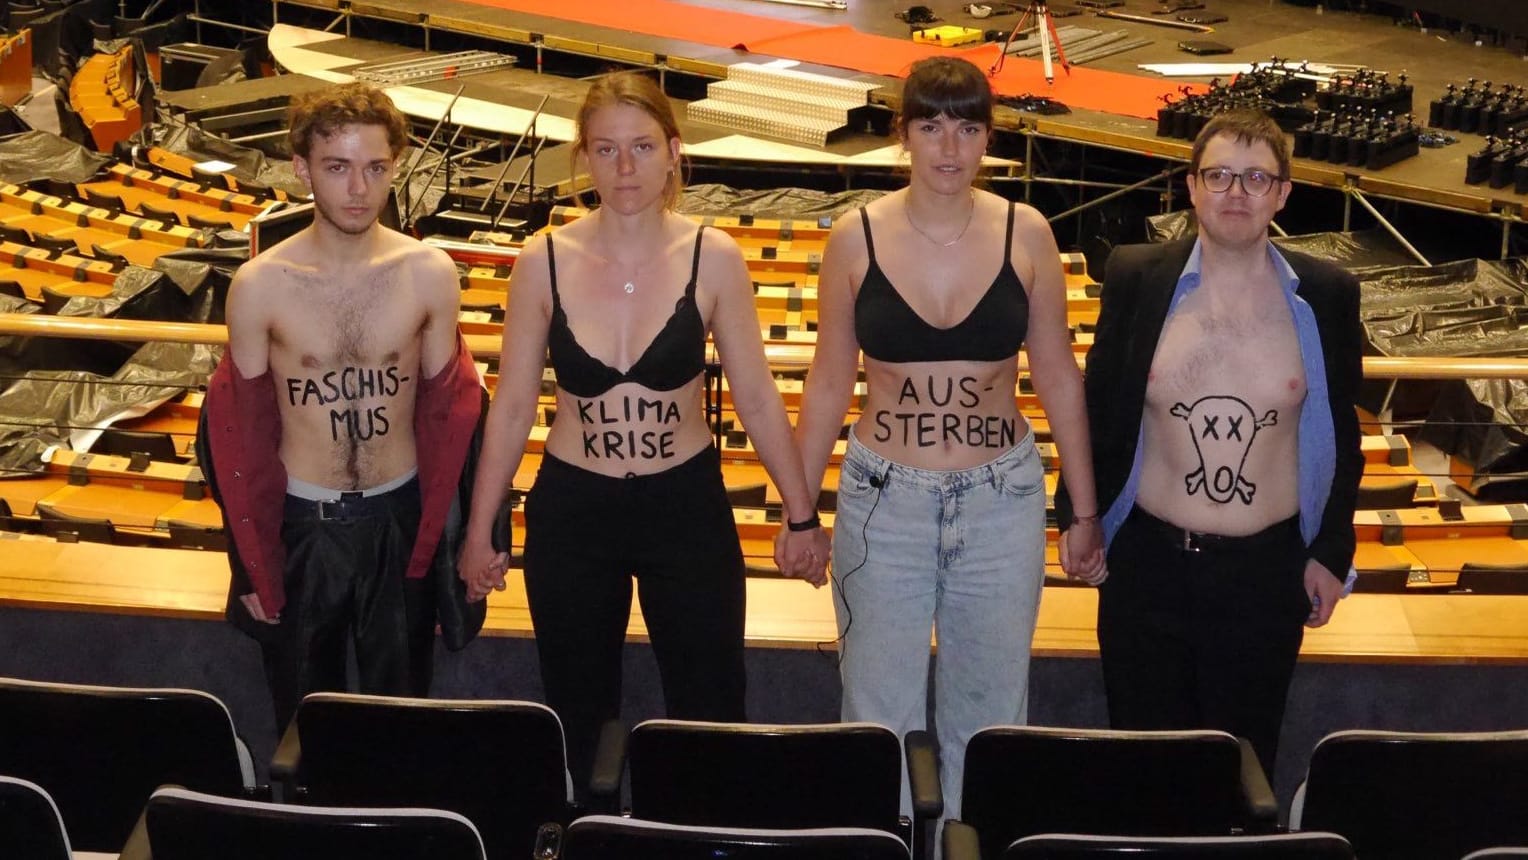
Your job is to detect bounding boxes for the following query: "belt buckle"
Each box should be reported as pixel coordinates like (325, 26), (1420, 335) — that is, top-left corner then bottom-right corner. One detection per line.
(1182, 528), (1202, 553)
(317, 492), (363, 521)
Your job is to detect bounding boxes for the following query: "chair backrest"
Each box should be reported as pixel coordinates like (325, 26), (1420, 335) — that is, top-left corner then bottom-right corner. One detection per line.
(288, 693), (571, 860)
(135, 787), (486, 860)
(0, 776), (72, 860)
(627, 720), (904, 837)
(562, 814), (910, 860)
(1292, 729), (1528, 859)
(34, 501), (118, 543)
(1455, 564), (1528, 595)
(960, 727), (1254, 859)
(1003, 833), (1355, 859)
(0, 676), (254, 852)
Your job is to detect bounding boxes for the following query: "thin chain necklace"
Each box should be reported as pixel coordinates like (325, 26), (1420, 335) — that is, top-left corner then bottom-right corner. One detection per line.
(905, 190), (975, 247)
(597, 221), (660, 295)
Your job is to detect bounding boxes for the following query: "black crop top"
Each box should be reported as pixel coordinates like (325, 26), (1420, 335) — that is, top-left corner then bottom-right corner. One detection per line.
(546, 228), (708, 399)
(854, 203), (1029, 364)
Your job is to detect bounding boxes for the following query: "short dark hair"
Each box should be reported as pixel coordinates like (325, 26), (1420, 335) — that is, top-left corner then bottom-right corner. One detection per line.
(1189, 109), (1290, 178)
(288, 82), (410, 161)
(896, 56), (993, 137)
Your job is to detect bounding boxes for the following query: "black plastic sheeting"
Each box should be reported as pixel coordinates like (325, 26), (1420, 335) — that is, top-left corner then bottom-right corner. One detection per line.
(0, 131), (111, 186)
(144, 124), (307, 200)
(0, 341), (216, 478)
(1145, 211), (1418, 270)
(1356, 257), (1528, 497)
(679, 184), (884, 221)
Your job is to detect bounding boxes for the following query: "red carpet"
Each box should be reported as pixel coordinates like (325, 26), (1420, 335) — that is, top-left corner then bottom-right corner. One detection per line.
(453, 0), (1196, 119)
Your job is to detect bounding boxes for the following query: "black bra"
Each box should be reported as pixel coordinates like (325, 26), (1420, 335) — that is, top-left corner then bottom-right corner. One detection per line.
(854, 203), (1030, 364)
(546, 228), (708, 399)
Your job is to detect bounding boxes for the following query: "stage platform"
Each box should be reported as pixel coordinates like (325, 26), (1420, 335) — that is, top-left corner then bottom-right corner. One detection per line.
(254, 0), (1528, 230)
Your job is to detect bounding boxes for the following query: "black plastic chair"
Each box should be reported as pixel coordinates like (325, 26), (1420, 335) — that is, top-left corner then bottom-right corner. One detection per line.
(83, 187), (124, 212)
(1291, 729), (1528, 860)
(34, 501), (118, 543)
(1464, 850), (1528, 859)
(31, 233), (79, 257)
(1354, 476), (1419, 509)
(89, 242), (132, 269)
(560, 814), (911, 860)
(95, 428), (180, 461)
(166, 519), (229, 551)
(118, 787), (486, 860)
(0, 278), (23, 299)
(0, 676), (260, 852)
(945, 831), (1355, 859)
(139, 200), (182, 226)
(0, 222), (32, 245)
(0, 776), (72, 860)
(725, 482), (768, 507)
(1349, 565), (1411, 594)
(187, 212), (235, 231)
(271, 693), (577, 860)
(1455, 562), (1528, 595)
(614, 720), (939, 860)
(952, 727), (1278, 860)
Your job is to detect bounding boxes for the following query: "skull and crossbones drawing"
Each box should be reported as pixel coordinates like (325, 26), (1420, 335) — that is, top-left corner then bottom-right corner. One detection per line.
(1170, 396), (1278, 505)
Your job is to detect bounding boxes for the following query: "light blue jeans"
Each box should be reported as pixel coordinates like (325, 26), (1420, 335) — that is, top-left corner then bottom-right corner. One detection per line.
(833, 427), (1047, 823)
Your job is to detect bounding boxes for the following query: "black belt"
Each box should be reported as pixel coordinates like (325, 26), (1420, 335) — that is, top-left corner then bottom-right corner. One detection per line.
(284, 478), (417, 522)
(1128, 505), (1300, 554)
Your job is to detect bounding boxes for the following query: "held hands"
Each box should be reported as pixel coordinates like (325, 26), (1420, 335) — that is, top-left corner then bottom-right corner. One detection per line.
(774, 523), (831, 588)
(1060, 516), (1107, 586)
(457, 536), (509, 604)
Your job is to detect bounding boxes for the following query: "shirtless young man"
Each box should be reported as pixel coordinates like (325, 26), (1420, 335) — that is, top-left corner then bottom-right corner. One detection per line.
(1055, 110), (1364, 777)
(200, 82), (480, 731)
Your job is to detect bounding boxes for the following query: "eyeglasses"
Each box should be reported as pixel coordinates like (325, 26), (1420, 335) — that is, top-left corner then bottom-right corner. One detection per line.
(1196, 167), (1286, 198)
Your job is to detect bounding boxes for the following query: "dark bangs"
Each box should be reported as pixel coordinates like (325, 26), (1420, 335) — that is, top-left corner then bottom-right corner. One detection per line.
(897, 57), (993, 132)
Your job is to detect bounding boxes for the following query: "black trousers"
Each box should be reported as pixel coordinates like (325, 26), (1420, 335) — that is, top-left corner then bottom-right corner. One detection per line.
(262, 478), (436, 734)
(524, 447), (747, 792)
(1097, 506), (1310, 777)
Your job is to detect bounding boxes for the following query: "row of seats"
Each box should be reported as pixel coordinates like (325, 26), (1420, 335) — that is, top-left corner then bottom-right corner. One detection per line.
(23, 782), (1463, 860)
(67, 43), (141, 153)
(3, 675), (1526, 859)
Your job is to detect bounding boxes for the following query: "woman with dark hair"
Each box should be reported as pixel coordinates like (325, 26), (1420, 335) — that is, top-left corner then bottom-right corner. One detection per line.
(794, 56), (1103, 816)
(458, 71), (829, 788)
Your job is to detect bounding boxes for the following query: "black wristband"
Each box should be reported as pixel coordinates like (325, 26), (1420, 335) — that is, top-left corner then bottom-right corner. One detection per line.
(787, 513), (822, 532)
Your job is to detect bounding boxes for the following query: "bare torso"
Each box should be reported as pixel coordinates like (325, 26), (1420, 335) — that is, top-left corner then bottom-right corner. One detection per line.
(239, 229), (453, 490)
(541, 219), (715, 477)
(848, 193), (1030, 471)
(1136, 273), (1305, 535)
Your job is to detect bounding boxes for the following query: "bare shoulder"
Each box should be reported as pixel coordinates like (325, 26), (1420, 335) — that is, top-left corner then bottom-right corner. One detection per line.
(1006, 198), (1052, 235)
(226, 245), (291, 311)
(822, 204), (869, 262)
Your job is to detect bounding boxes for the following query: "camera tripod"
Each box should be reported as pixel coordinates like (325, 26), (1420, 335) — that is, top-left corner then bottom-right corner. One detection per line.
(989, 1), (1071, 85)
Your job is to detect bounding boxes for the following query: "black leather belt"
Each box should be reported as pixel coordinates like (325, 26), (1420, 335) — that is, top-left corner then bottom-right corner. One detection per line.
(1128, 506), (1299, 554)
(284, 478), (417, 521)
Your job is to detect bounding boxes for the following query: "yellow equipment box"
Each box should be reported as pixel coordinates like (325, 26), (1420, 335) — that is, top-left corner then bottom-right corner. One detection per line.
(911, 25), (986, 46)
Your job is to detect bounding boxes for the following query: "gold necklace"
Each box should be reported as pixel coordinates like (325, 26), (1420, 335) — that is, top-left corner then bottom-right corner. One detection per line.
(905, 190), (976, 247)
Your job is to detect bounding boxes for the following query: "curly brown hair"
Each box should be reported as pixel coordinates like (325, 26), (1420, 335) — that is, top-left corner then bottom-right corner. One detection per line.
(288, 82), (410, 161)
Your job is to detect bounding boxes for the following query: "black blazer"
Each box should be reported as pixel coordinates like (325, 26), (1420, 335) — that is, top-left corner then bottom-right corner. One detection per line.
(1055, 237), (1365, 578)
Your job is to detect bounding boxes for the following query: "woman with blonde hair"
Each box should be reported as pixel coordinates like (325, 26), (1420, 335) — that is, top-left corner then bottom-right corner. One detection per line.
(458, 71), (828, 789)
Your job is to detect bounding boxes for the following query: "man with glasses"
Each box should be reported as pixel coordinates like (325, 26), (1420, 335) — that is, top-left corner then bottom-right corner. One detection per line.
(1055, 110), (1363, 777)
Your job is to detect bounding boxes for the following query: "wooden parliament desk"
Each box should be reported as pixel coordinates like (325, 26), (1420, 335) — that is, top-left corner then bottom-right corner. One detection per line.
(3, 532), (1525, 665)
